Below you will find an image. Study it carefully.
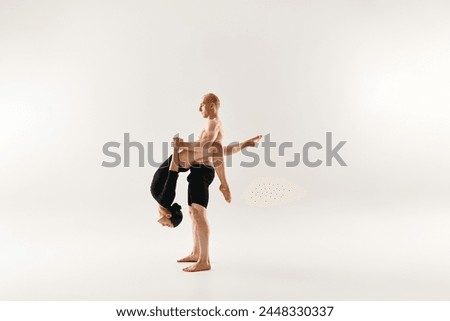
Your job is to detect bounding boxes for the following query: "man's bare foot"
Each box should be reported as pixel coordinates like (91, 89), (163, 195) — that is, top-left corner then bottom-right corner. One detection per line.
(219, 184), (232, 203)
(241, 135), (262, 149)
(182, 261), (211, 272)
(177, 254), (199, 262)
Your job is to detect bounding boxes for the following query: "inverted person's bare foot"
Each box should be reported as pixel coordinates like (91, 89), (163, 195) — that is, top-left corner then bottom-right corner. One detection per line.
(219, 184), (232, 203)
(241, 135), (262, 149)
(183, 261), (211, 272)
(177, 254), (199, 262)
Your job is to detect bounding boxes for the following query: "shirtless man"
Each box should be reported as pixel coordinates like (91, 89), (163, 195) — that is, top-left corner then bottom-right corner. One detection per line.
(176, 93), (232, 203)
(175, 93), (232, 272)
(152, 93), (261, 272)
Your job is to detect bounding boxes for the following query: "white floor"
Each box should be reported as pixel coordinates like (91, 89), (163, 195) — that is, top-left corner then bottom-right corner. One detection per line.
(2, 198), (449, 300)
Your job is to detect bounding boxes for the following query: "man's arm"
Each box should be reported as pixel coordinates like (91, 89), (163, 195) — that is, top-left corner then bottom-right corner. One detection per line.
(176, 120), (220, 150)
(201, 119), (220, 145)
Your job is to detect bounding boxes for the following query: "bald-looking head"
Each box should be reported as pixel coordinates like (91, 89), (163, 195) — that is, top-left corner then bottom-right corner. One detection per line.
(203, 93), (220, 107)
(199, 93), (220, 119)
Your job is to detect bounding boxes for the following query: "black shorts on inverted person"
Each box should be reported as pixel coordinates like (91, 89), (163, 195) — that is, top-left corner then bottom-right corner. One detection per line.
(150, 155), (188, 209)
(150, 155), (215, 209)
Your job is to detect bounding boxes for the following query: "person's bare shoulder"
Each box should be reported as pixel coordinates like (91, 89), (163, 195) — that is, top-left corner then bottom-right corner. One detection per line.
(206, 119), (220, 132)
(212, 119), (224, 143)
(207, 118), (220, 125)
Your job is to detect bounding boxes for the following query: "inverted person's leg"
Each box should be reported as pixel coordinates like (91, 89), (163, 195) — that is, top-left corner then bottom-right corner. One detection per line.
(215, 136), (262, 202)
(223, 135), (262, 156)
(155, 138), (183, 217)
(185, 135), (262, 164)
(214, 136), (262, 203)
(157, 138), (183, 208)
(209, 143), (231, 203)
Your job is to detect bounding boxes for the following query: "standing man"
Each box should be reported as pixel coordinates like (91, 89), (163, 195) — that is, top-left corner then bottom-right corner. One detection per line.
(175, 93), (229, 272)
(151, 93), (261, 272)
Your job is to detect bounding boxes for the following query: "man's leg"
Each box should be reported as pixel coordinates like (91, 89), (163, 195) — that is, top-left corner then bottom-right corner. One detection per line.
(182, 203), (211, 272)
(177, 205), (200, 262)
(179, 164), (214, 271)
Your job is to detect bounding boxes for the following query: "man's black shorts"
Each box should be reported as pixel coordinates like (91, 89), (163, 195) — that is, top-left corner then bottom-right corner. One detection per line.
(187, 163), (215, 209)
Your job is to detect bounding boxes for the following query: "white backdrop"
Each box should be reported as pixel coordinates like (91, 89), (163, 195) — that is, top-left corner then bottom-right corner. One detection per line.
(1, 0), (450, 299)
